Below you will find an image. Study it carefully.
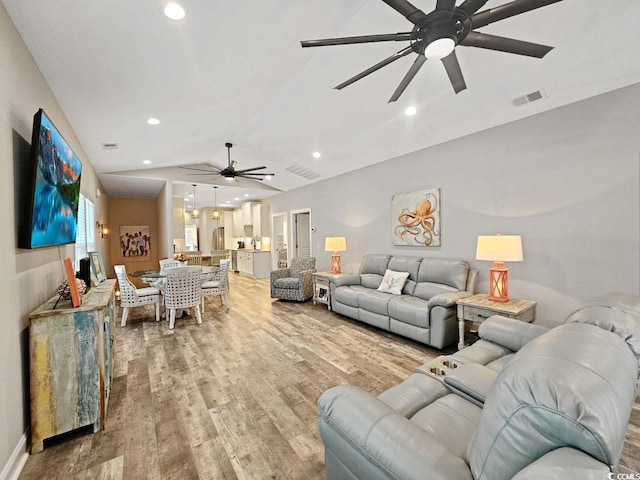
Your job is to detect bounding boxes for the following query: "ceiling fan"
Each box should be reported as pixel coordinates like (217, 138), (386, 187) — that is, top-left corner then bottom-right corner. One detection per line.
(301, 0), (563, 102)
(180, 142), (275, 182)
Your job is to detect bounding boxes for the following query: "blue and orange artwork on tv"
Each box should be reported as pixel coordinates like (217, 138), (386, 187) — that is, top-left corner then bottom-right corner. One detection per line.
(29, 110), (82, 248)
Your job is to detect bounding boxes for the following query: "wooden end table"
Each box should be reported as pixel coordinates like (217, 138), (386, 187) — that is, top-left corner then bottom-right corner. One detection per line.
(456, 294), (537, 350)
(313, 271), (333, 310)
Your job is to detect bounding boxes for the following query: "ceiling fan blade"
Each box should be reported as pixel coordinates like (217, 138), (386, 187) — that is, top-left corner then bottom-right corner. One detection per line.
(388, 55), (427, 103)
(472, 0), (563, 29)
(301, 33), (412, 48)
(435, 0), (456, 12)
(180, 165), (222, 174)
(240, 172), (275, 176)
(381, 0), (429, 25)
(459, 0), (489, 15)
(460, 31), (552, 57)
(335, 46), (413, 90)
(441, 50), (467, 94)
(235, 166), (267, 174)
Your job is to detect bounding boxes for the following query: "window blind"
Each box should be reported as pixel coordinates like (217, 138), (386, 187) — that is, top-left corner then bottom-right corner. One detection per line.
(75, 194), (95, 268)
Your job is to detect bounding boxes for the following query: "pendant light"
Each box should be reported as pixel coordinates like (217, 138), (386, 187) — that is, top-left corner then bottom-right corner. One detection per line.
(212, 186), (220, 220)
(191, 184), (199, 219)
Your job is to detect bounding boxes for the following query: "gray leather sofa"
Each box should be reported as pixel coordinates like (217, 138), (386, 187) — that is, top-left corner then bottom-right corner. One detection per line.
(317, 293), (640, 479)
(329, 254), (478, 349)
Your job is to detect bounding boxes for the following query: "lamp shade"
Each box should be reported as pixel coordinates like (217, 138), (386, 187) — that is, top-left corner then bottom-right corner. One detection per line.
(476, 235), (523, 262)
(325, 237), (347, 252)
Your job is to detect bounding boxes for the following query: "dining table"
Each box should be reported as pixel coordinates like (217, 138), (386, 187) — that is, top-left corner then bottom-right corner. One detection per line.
(130, 266), (219, 319)
(131, 266), (218, 284)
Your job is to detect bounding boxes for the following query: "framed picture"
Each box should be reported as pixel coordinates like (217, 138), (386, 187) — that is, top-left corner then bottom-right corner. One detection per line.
(119, 225), (151, 262)
(391, 188), (441, 247)
(63, 257), (82, 307)
(88, 251), (106, 283)
(317, 286), (329, 302)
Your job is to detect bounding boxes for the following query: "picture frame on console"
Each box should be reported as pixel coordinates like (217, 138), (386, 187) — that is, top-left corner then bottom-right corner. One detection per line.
(89, 251), (106, 283)
(391, 187), (441, 247)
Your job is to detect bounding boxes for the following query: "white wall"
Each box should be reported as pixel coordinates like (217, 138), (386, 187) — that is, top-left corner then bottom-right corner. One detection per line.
(268, 83), (640, 326)
(1, 4), (108, 476)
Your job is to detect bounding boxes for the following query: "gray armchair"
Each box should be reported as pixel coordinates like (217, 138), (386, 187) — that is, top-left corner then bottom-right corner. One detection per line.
(270, 256), (316, 302)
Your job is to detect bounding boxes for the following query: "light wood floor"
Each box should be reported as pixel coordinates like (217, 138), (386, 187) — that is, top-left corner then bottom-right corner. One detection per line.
(18, 273), (640, 479)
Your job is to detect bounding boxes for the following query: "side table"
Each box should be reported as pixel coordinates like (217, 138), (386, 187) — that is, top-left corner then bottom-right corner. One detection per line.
(313, 271), (333, 310)
(456, 293), (537, 350)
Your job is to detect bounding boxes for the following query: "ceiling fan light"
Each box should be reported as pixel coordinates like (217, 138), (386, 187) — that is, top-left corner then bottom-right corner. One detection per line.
(225, 177), (234, 182)
(425, 37), (455, 60)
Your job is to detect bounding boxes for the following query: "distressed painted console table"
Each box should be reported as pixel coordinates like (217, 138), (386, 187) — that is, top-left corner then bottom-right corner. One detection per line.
(28, 279), (116, 453)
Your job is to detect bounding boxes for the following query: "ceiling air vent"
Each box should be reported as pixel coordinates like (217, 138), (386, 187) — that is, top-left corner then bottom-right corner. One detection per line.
(101, 143), (118, 150)
(511, 90), (545, 108)
(285, 163), (321, 181)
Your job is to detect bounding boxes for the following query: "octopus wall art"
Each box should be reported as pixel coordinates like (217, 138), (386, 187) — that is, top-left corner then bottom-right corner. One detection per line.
(391, 188), (441, 247)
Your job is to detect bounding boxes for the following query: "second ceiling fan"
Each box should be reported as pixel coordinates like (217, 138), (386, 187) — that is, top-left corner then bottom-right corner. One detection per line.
(301, 0), (564, 102)
(181, 142), (275, 182)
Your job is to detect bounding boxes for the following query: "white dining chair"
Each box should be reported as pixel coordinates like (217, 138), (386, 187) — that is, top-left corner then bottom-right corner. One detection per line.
(114, 264), (161, 327)
(201, 259), (230, 312)
(187, 251), (203, 266)
(159, 258), (181, 274)
(163, 266), (202, 329)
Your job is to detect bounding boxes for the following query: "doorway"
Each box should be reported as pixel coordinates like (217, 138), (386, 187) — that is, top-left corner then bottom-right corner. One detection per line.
(271, 212), (288, 269)
(291, 209), (312, 259)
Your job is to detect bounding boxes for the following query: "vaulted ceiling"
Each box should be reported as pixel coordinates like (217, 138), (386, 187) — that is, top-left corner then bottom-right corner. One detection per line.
(3, 0), (639, 207)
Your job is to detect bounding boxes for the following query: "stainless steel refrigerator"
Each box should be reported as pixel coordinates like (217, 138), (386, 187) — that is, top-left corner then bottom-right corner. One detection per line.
(211, 227), (225, 251)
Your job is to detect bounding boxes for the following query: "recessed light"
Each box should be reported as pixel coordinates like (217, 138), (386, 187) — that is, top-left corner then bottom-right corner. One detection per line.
(164, 3), (185, 20)
(312, 151), (321, 159)
(244, 193), (250, 197)
(404, 106), (417, 116)
(146, 118), (160, 125)
(234, 197), (240, 201)
(142, 159), (152, 165)
(265, 175), (272, 181)
(225, 200), (231, 204)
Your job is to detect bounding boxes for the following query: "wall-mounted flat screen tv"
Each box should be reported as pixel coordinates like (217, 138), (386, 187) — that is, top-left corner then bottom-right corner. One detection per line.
(19, 109), (82, 249)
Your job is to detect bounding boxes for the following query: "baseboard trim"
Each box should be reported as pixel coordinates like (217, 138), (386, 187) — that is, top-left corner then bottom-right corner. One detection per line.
(0, 430), (29, 480)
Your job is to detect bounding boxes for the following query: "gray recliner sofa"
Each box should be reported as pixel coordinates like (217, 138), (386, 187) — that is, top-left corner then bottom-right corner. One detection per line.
(317, 293), (640, 479)
(329, 254), (478, 349)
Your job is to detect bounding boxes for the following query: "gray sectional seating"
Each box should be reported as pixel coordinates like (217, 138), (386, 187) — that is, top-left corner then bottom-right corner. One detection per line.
(329, 254), (478, 349)
(317, 293), (640, 479)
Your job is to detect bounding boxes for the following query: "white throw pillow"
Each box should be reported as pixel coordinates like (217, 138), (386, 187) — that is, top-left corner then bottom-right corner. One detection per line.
(377, 269), (410, 295)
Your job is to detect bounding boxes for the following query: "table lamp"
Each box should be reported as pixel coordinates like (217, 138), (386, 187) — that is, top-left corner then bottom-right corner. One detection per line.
(475, 234), (523, 302)
(325, 237), (347, 274)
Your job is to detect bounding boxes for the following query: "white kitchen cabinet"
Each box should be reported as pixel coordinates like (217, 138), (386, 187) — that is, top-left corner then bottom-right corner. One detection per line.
(249, 251), (271, 278)
(241, 202), (252, 225)
(251, 203), (262, 237)
(236, 250), (270, 278)
(232, 208), (244, 237)
(232, 202), (270, 239)
(237, 250), (252, 275)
